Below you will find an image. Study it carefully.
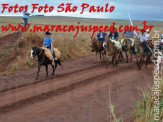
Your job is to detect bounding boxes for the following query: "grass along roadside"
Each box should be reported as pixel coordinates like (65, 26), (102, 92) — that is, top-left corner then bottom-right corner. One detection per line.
(0, 30), (91, 75)
(133, 77), (163, 122)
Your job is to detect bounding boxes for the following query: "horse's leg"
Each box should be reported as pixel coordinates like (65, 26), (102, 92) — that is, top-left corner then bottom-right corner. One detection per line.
(112, 56), (115, 67)
(130, 50), (132, 62)
(115, 55), (118, 66)
(140, 57), (142, 69)
(95, 52), (97, 64)
(145, 55), (150, 68)
(102, 53), (104, 62)
(104, 53), (106, 62)
(120, 51), (124, 61)
(100, 53), (102, 63)
(125, 51), (128, 63)
(118, 50), (122, 62)
(45, 65), (48, 77)
(51, 64), (55, 75)
(36, 63), (41, 79)
(106, 54), (109, 69)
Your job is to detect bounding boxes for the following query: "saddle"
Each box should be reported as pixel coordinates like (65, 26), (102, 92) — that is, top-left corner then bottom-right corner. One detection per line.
(42, 47), (61, 60)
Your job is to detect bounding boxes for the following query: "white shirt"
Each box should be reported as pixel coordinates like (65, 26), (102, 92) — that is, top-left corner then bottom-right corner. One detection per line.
(161, 34), (163, 39)
(138, 33), (146, 43)
(22, 9), (29, 18)
(145, 33), (150, 41)
(160, 33), (163, 43)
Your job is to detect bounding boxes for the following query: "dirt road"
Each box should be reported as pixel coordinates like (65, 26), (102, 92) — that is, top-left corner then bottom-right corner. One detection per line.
(0, 55), (154, 122)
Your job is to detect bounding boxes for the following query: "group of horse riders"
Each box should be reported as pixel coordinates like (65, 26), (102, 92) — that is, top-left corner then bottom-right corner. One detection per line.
(91, 28), (160, 57)
(41, 28), (163, 68)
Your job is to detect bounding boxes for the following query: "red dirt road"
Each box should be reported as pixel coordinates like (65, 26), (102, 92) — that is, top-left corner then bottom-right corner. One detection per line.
(0, 56), (153, 122)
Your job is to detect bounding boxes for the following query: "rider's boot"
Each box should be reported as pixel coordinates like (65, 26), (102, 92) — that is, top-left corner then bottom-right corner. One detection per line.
(52, 59), (55, 65)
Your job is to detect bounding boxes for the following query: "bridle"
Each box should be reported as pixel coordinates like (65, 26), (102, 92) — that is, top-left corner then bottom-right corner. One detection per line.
(33, 48), (44, 61)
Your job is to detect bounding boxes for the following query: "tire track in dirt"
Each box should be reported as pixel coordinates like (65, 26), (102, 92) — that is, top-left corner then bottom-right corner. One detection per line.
(0, 63), (153, 122)
(0, 62), (135, 113)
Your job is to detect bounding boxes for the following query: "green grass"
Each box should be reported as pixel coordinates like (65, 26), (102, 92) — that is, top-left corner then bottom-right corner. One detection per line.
(0, 16), (163, 73)
(133, 77), (163, 122)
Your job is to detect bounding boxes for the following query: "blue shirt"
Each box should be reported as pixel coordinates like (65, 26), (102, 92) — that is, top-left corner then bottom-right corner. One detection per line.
(109, 31), (119, 40)
(97, 32), (107, 42)
(44, 37), (53, 47)
(123, 30), (134, 38)
(22, 9), (29, 18)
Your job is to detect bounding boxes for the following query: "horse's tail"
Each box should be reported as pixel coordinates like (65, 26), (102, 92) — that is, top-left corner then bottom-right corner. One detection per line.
(57, 59), (62, 66)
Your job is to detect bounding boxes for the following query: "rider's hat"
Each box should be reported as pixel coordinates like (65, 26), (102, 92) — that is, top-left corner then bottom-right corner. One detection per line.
(45, 31), (52, 35)
(141, 29), (146, 32)
(146, 29), (150, 32)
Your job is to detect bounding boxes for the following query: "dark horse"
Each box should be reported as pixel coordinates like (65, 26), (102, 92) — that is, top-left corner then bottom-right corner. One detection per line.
(31, 47), (61, 79)
(90, 37), (105, 63)
(135, 41), (151, 70)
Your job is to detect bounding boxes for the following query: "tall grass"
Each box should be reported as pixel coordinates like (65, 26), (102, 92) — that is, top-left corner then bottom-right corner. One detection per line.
(133, 77), (163, 122)
(0, 30), (91, 73)
(106, 85), (123, 122)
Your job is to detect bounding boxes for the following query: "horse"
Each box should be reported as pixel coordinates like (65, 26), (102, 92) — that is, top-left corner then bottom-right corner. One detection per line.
(121, 38), (133, 63)
(30, 46), (61, 79)
(104, 37), (118, 68)
(90, 37), (105, 63)
(134, 40), (150, 69)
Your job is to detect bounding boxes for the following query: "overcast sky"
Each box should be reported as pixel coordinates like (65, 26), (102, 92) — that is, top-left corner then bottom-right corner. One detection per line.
(0, 0), (162, 21)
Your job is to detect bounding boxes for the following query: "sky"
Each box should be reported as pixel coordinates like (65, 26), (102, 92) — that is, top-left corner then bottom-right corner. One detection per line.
(0, 0), (162, 21)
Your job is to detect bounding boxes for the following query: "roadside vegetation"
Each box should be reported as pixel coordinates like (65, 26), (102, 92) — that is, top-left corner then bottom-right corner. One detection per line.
(0, 30), (91, 74)
(133, 77), (163, 122)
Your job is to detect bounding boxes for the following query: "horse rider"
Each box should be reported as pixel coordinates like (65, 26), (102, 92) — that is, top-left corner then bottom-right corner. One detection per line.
(108, 28), (122, 49)
(138, 29), (152, 55)
(122, 28), (136, 53)
(145, 29), (153, 48)
(97, 29), (107, 44)
(108, 28), (119, 41)
(43, 31), (57, 63)
(91, 29), (107, 52)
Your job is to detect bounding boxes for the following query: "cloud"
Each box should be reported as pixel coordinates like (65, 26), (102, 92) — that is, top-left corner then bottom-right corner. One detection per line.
(0, 0), (162, 21)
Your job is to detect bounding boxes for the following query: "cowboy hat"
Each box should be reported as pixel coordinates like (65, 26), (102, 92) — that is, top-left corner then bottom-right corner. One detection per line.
(146, 29), (150, 32)
(45, 31), (52, 35)
(141, 29), (146, 32)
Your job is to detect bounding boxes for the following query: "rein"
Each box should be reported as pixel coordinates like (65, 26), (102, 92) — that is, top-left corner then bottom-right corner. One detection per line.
(34, 48), (45, 62)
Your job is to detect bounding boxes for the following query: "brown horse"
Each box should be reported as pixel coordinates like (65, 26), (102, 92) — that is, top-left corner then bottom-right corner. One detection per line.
(121, 38), (133, 63)
(135, 40), (150, 69)
(104, 37), (118, 68)
(90, 37), (105, 63)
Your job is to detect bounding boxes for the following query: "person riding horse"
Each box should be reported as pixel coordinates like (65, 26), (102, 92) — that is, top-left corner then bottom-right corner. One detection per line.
(108, 28), (122, 50)
(108, 28), (119, 41)
(97, 29), (107, 43)
(145, 29), (153, 46)
(138, 29), (152, 56)
(122, 28), (136, 53)
(91, 29), (107, 52)
(43, 31), (57, 65)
